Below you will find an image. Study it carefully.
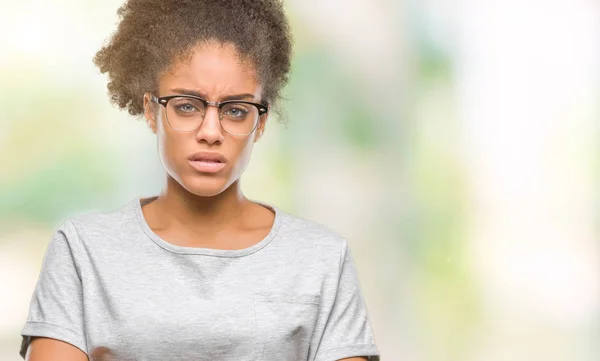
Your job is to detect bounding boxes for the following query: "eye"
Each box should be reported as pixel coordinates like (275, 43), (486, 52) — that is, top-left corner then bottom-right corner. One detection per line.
(175, 102), (199, 113)
(169, 97), (205, 116)
(223, 104), (249, 119)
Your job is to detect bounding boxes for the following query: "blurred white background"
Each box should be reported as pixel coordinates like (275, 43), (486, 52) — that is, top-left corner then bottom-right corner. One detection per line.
(1, 0), (599, 360)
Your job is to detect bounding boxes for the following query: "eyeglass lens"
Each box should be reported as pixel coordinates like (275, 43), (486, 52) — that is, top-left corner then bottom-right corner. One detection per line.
(165, 97), (259, 134)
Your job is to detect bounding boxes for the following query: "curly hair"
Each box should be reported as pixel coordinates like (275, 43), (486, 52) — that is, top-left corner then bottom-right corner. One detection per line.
(93, 0), (293, 122)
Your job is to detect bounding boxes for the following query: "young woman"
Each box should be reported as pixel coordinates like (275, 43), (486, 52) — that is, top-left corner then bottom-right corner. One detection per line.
(19, 1), (380, 360)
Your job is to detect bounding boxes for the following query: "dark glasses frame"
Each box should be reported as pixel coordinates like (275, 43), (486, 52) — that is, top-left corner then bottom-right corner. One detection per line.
(148, 93), (269, 135)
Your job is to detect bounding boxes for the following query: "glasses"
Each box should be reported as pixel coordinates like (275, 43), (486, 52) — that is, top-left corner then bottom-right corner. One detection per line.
(149, 93), (268, 136)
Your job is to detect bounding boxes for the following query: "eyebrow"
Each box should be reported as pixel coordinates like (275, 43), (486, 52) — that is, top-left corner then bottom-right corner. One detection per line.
(169, 88), (256, 102)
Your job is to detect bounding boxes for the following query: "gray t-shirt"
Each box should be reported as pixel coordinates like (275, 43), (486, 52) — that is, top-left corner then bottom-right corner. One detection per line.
(20, 196), (380, 361)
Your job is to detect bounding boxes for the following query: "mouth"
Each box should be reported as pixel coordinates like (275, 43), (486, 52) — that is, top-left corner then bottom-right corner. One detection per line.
(188, 151), (227, 173)
(188, 158), (226, 173)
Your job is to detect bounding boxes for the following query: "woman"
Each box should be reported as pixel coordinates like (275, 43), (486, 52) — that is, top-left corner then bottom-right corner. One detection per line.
(19, 1), (380, 360)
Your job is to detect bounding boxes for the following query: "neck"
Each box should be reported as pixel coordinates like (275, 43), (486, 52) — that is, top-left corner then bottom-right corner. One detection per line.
(152, 174), (250, 232)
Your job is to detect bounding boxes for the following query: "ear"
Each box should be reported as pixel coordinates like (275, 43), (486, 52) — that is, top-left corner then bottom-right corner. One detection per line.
(253, 112), (268, 143)
(143, 92), (158, 134)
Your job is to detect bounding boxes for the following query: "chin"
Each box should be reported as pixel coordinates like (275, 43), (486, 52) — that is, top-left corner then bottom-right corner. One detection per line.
(182, 175), (233, 197)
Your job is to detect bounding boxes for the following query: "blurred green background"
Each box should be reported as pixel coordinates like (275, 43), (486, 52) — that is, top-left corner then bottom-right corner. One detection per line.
(1, 0), (599, 360)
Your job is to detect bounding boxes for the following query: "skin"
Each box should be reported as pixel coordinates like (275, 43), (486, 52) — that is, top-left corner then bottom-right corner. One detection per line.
(140, 40), (275, 249)
(25, 338), (88, 361)
(25, 41), (368, 361)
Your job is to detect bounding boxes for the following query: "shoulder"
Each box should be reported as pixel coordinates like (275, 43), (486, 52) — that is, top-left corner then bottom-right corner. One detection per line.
(39, 199), (134, 270)
(275, 207), (349, 264)
(67, 198), (136, 232)
(56, 199), (138, 251)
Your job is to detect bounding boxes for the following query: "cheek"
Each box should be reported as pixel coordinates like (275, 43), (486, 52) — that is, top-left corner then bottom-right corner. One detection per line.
(230, 138), (255, 175)
(156, 119), (184, 174)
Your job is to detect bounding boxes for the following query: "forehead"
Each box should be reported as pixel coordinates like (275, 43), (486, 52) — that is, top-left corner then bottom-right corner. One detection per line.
(158, 41), (262, 98)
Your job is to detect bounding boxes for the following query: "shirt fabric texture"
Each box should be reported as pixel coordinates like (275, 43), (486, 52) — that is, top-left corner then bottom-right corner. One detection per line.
(20, 196), (381, 361)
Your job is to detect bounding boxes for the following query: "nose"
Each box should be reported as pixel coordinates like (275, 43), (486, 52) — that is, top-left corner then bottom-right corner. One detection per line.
(195, 105), (224, 144)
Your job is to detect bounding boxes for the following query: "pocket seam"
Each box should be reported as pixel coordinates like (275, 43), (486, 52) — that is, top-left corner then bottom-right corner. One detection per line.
(253, 292), (319, 360)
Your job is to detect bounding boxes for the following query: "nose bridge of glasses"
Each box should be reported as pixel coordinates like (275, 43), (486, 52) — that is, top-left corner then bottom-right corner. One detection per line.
(203, 102), (224, 120)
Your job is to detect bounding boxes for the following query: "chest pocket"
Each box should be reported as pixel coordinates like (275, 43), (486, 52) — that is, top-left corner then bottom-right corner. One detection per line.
(253, 291), (321, 361)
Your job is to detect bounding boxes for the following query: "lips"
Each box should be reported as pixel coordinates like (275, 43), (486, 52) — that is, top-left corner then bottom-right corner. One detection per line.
(188, 151), (227, 173)
(188, 151), (227, 163)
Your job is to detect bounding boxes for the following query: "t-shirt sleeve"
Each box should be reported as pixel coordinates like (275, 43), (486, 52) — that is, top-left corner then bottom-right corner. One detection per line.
(313, 239), (381, 361)
(19, 219), (88, 359)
